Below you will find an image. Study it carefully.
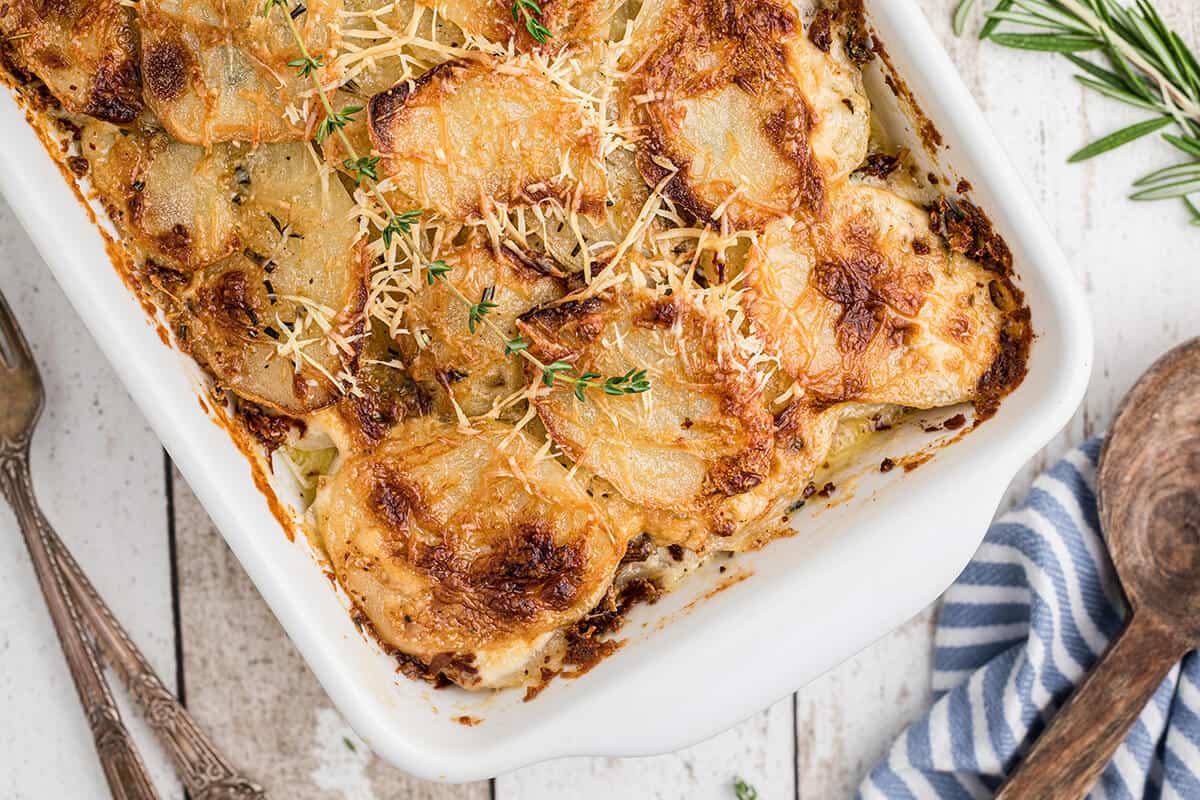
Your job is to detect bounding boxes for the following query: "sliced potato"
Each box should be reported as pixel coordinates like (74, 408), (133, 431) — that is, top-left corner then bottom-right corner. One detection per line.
(0, 0), (142, 123)
(743, 184), (1018, 409)
(139, 0), (341, 144)
(82, 121), (240, 272)
(535, 145), (653, 275)
(313, 417), (629, 688)
(519, 283), (773, 517)
(368, 56), (608, 220)
(712, 398), (875, 550)
(330, 320), (432, 454)
(399, 237), (564, 418)
(626, 0), (869, 227)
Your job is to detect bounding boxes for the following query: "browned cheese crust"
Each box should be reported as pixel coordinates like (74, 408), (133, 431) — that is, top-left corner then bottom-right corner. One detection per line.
(625, 0), (869, 228)
(399, 236), (566, 419)
(0, 0), (142, 123)
(367, 56), (608, 220)
(313, 417), (633, 688)
(518, 283), (774, 521)
(743, 184), (1029, 410)
(139, 0), (341, 144)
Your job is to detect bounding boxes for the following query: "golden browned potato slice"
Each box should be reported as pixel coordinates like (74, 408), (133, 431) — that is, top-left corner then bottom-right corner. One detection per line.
(368, 56), (608, 220)
(323, 0), (466, 172)
(743, 184), (1018, 410)
(535, 145), (653, 275)
(0, 0), (142, 123)
(399, 237), (564, 418)
(313, 417), (630, 688)
(712, 398), (882, 550)
(139, 0), (341, 145)
(518, 283), (773, 517)
(329, 320), (432, 454)
(626, 0), (869, 228)
(82, 121), (240, 272)
(430, 0), (628, 46)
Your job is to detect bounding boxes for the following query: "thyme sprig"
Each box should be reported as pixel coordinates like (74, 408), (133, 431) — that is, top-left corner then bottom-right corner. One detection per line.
(954, 0), (1200, 224)
(512, 0), (552, 43)
(265, 0), (647, 402)
(427, 268), (651, 401)
(263, 0), (417, 238)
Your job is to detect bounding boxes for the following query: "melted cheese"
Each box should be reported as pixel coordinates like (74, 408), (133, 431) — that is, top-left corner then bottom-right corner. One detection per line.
(743, 184), (1006, 408)
(313, 417), (634, 687)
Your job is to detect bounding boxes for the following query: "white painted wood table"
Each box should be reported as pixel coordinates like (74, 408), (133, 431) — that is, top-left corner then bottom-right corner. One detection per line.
(2, 2), (1198, 796)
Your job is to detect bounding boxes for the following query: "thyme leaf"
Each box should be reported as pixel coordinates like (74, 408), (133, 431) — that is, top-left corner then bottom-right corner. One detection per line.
(511, 0), (551, 43)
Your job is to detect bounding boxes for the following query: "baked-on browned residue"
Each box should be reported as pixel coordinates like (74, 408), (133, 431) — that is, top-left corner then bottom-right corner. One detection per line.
(142, 38), (190, 102)
(814, 222), (930, 356)
(367, 467), (586, 624)
(237, 402), (303, 453)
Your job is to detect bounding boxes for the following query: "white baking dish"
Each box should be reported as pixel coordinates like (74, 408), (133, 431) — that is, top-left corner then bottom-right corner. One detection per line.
(0, 0), (1091, 782)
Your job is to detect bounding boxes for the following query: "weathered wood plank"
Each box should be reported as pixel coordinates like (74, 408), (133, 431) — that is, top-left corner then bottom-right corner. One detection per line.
(497, 698), (795, 800)
(0, 201), (182, 798)
(171, 467), (489, 799)
(795, 609), (936, 799)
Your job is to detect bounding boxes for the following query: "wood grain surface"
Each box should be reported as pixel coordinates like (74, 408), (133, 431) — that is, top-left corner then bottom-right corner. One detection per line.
(1, 1), (1198, 796)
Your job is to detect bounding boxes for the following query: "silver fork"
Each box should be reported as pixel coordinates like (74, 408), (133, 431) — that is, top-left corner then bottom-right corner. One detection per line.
(0, 288), (266, 800)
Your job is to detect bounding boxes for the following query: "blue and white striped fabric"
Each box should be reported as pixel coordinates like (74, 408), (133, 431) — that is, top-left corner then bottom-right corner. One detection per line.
(860, 438), (1200, 799)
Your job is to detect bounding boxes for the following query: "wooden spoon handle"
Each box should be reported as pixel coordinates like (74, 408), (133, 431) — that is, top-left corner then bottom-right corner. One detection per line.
(996, 612), (1183, 800)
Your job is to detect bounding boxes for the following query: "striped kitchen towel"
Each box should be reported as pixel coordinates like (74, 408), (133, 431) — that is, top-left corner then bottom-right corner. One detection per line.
(860, 438), (1200, 799)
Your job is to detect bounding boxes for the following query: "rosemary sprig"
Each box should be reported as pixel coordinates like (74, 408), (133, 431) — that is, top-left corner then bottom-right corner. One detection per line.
(954, 0), (1200, 225)
(264, 0), (647, 402)
(512, 0), (552, 43)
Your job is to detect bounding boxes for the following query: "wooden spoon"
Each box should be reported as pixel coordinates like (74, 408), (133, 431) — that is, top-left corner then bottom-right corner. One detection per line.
(996, 338), (1200, 800)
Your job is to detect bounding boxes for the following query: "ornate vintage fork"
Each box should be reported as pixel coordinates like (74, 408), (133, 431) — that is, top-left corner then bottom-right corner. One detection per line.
(0, 288), (266, 800)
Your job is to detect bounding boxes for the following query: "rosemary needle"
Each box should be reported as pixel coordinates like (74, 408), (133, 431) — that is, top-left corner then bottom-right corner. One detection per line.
(954, 0), (1200, 225)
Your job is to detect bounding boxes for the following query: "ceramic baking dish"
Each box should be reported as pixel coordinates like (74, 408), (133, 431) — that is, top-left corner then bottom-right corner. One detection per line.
(0, 0), (1091, 782)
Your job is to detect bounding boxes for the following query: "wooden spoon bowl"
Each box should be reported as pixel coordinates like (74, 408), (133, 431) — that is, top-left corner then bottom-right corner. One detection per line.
(996, 338), (1200, 799)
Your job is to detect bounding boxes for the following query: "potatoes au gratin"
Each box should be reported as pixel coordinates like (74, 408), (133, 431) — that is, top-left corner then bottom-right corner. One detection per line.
(3, 0), (1030, 691)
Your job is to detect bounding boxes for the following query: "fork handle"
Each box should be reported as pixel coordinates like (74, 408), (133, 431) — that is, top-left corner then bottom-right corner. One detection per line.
(0, 445), (160, 800)
(48, 531), (267, 800)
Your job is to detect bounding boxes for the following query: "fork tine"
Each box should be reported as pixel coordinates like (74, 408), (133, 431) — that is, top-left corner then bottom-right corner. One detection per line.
(0, 287), (35, 368)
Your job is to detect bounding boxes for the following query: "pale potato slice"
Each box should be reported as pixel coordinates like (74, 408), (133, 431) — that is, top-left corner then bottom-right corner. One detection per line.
(368, 55), (608, 220)
(431, 0), (628, 46)
(518, 283), (773, 517)
(0, 0), (142, 123)
(313, 417), (629, 688)
(627, 0), (869, 228)
(323, 0), (473, 172)
(536, 145), (653, 275)
(182, 143), (370, 414)
(742, 184), (1027, 410)
(82, 121), (240, 272)
(139, 0), (341, 144)
(399, 237), (564, 418)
